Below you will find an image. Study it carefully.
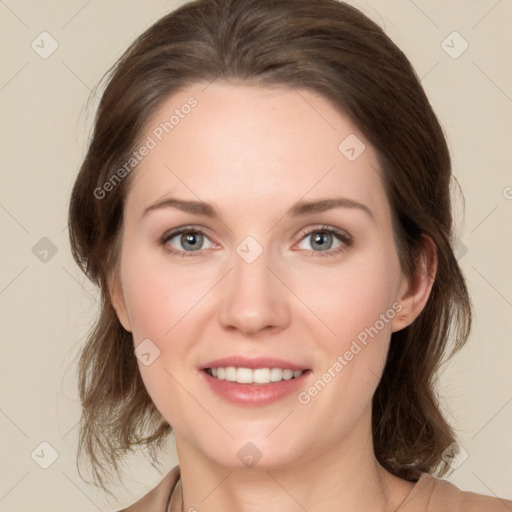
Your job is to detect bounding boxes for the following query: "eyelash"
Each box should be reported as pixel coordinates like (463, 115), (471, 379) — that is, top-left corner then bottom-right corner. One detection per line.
(159, 224), (353, 259)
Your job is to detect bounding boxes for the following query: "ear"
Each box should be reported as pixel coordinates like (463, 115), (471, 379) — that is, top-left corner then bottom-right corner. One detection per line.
(108, 269), (132, 332)
(391, 234), (438, 333)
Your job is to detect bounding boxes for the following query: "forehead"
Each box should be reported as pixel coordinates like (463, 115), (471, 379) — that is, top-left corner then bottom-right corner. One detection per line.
(125, 81), (386, 219)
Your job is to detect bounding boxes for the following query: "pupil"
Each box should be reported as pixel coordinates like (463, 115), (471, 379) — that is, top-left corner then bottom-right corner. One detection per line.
(183, 232), (201, 250)
(313, 232), (331, 250)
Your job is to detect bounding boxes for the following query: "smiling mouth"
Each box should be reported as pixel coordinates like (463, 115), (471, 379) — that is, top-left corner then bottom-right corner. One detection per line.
(204, 367), (310, 384)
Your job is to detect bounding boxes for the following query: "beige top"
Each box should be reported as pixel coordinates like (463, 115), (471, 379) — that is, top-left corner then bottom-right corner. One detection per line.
(117, 465), (512, 512)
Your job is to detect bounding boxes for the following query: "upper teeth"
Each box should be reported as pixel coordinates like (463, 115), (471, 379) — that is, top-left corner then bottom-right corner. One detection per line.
(209, 367), (304, 384)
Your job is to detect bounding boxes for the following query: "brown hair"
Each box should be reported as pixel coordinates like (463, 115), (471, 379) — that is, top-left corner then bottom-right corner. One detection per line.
(68, 0), (472, 496)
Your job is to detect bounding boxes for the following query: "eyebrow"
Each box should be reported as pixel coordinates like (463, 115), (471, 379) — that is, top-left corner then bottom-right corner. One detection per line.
(142, 196), (374, 221)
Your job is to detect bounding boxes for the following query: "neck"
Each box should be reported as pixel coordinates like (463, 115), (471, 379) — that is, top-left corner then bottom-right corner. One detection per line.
(172, 406), (414, 512)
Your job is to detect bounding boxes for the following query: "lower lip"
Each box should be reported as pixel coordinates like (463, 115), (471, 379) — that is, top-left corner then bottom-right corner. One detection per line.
(201, 370), (311, 407)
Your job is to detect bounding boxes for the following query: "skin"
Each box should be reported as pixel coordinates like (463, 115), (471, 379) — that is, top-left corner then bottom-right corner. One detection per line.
(110, 81), (437, 512)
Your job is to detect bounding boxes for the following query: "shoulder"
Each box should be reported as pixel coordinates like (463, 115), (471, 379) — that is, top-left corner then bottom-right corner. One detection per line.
(115, 465), (180, 512)
(429, 476), (512, 512)
(401, 472), (512, 512)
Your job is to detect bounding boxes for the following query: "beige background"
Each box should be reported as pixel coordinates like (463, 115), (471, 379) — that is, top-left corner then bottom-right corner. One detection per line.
(1, 0), (511, 510)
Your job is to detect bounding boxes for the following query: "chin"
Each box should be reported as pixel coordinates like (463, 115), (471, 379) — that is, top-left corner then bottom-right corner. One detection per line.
(195, 433), (312, 471)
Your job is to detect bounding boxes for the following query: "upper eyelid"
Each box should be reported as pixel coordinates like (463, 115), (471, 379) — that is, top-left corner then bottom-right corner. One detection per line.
(298, 225), (351, 238)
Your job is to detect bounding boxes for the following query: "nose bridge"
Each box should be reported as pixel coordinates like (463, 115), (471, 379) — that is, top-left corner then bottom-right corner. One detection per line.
(218, 238), (289, 334)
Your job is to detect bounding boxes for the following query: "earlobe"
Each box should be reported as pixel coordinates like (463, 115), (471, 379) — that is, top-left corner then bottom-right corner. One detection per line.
(391, 235), (438, 332)
(108, 270), (132, 332)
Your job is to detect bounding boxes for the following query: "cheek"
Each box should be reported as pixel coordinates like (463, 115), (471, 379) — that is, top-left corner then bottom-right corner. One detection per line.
(298, 273), (398, 431)
(120, 246), (209, 342)
(118, 245), (212, 418)
(333, 254), (401, 382)
(120, 252), (200, 423)
(303, 248), (401, 349)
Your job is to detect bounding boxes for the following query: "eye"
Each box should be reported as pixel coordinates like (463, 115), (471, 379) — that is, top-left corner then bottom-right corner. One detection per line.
(296, 225), (352, 257)
(160, 225), (352, 258)
(161, 227), (214, 256)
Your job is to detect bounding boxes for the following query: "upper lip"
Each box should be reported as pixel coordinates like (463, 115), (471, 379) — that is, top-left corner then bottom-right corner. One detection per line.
(201, 356), (309, 371)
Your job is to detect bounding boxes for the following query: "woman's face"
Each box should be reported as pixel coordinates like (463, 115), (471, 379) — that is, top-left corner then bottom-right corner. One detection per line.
(111, 81), (412, 469)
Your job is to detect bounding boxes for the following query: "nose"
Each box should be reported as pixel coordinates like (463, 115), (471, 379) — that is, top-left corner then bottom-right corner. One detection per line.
(218, 246), (290, 336)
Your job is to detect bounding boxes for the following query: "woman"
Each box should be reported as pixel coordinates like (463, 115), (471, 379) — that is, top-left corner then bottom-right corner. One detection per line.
(67, 0), (511, 510)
